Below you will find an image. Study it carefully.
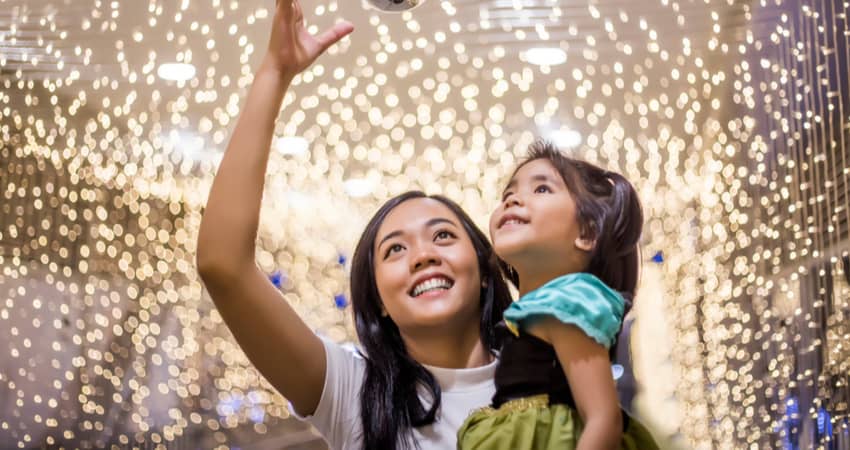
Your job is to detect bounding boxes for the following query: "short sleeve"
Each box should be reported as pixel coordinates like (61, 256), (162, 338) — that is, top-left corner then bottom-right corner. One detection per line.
(289, 338), (365, 450)
(503, 273), (625, 349)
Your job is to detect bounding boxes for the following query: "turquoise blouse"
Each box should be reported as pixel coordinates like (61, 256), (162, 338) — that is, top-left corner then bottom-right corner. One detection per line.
(503, 273), (625, 349)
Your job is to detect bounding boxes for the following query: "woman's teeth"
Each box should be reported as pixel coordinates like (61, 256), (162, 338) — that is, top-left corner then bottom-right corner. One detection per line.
(411, 278), (453, 297)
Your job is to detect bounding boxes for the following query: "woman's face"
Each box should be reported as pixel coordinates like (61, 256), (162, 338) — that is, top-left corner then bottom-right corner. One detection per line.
(373, 198), (482, 334)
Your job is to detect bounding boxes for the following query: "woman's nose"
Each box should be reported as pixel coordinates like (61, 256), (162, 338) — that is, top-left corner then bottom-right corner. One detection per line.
(410, 245), (441, 271)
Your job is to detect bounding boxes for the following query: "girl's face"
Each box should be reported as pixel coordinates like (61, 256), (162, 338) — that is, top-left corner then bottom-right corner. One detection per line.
(373, 198), (482, 334)
(489, 159), (593, 273)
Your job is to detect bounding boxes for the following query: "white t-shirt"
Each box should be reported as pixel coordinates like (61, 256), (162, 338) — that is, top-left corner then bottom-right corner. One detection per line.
(292, 338), (497, 450)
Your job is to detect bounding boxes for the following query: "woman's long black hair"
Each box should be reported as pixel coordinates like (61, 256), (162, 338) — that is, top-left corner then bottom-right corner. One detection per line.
(349, 191), (513, 450)
(507, 140), (644, 356)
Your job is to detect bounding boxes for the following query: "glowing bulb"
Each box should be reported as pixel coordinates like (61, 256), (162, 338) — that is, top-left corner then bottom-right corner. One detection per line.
(157, 63), (197, 81)
(274, 136), (309, 156)
(343, 178), (374, 197)
(550, 129), (582, 148)
(525, 48), (567, 66)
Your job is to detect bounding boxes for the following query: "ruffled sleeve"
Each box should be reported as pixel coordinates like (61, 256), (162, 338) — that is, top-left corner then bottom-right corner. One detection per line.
(503, 273), (625, 349)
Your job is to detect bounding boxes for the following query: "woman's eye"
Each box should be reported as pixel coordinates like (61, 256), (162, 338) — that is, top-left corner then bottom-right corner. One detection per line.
(534, 185), (551, 193)
(435, 230), (455, 241)
(385, 244), (404, 258)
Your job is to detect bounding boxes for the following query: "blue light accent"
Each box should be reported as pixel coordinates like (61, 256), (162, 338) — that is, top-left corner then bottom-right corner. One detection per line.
(269, 270), (284, 289)
(651, 251), (664, 263)
(338, 253), (347, 266)
(816, 407), (832, 440)
(782, 396), (800, 450)
(218, 394), (244, 416)
(249, 406), (265, 423)
(611, 364), (624, 380)
(786, 397), (799, 416)
(334, 294), (348, 309)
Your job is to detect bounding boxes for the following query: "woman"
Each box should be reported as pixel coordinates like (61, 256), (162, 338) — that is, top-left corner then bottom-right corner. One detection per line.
(195, 1), (513, 448)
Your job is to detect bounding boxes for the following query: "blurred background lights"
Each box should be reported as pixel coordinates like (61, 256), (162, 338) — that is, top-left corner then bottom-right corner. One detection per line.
(549, 129), (583, 149)
(156, 63), (197, 82)
(343, 178), (375, 198)
(524, 47), (567, 66)
(274, 136), (310, 157)
(0, 0), (848, 449)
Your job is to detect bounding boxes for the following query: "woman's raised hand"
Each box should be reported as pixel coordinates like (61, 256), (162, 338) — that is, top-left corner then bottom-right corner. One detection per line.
(264, 0), (354, 78)
(196, 0), (353, 415)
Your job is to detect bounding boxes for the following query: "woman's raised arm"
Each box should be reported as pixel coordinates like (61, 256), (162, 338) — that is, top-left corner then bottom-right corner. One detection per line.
(196, 0), (353, 415)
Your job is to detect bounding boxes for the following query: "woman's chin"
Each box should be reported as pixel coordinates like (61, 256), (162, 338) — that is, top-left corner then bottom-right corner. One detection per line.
(403, 300), (476, 331)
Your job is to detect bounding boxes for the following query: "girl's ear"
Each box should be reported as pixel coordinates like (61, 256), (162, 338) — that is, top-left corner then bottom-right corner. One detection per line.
(574, 235), (596, 252)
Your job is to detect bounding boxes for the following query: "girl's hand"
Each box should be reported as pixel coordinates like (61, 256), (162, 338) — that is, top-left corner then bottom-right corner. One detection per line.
(263, 0), (354, 79)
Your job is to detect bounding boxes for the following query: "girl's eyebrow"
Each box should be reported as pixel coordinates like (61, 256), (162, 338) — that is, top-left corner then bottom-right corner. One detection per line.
(503, 179), (518, 193)
(502, 173), (558, 195)
(529, 174), (556, 184)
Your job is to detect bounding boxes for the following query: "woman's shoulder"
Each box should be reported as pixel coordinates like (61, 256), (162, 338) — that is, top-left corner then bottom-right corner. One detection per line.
(321, 337), (367, 373)
(292, 338), (366, 449)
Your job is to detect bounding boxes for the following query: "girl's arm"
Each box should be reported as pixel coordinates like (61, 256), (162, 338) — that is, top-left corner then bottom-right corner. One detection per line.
(529, 318), (623, 450)
(196, 0), (353, 416)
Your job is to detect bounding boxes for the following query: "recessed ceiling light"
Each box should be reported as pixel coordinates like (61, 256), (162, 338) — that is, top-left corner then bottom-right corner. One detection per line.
(366, 0), (426, 12)
(525, 47), (567, 66)
(550, 129), (582, 148)
(274, 136), (309, 156)
(157, 63), (197, 81)
(344, 178), (374, 198)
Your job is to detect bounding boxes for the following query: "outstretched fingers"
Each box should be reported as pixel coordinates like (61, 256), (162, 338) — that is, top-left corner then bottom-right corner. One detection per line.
(292, 0), (304, 23)
(276, 0), (295, 21)
(314, 21), (355, 54)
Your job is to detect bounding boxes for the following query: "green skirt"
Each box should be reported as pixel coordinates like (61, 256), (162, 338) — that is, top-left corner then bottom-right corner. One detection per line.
(457, 394), (659, 450)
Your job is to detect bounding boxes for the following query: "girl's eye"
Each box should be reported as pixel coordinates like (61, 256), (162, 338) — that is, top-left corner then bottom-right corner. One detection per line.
(435, 230), (456, 241)
(501, 191), (513, 201)
(534, 185), (552, 194)
(384, 244), (404, 258)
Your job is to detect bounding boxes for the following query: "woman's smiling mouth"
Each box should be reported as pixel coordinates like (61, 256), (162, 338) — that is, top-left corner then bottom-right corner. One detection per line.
(409, 274), (455, 298)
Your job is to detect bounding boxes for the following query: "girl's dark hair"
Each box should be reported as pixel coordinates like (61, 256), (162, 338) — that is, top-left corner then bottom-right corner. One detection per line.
(509, 140), (644, 352)
(350, 191), (513, 450)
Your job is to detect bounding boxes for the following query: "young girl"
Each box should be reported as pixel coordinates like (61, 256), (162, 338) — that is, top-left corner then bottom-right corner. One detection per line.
(457, 141), (658, 449)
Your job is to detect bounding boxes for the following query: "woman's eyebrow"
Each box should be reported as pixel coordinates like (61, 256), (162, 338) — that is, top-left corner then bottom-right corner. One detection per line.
(377, 229), (404, 250)
(425, 217), (458, 228)
(376, 217), (458, 250)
